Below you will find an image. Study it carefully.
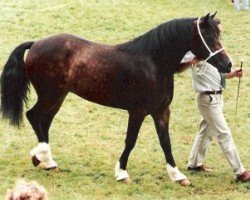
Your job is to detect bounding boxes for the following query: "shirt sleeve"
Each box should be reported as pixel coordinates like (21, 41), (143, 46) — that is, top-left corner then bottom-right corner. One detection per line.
(180, 51), (195, 63)
(191, 61), (209, 76)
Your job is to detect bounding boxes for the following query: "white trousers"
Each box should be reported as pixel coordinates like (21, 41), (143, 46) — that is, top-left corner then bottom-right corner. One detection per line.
(188, 93), (245, 175)
(234, 0), (249, 10)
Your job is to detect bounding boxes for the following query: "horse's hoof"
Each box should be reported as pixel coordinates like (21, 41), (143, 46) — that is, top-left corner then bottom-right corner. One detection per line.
(118, 177), (131, 184)
(31, 155), (41, 167)
(178, 179), (191, 186)
(45, 166), (60, 172)
(39, 163), (59, 171)
(33, 158), (58, 171)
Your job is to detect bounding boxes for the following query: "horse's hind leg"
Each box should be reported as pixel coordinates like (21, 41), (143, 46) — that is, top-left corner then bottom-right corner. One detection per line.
(27, 89), (67, 170)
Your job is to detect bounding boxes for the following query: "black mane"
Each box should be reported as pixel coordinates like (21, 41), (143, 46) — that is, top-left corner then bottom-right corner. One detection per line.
(117, 18), (196, 56)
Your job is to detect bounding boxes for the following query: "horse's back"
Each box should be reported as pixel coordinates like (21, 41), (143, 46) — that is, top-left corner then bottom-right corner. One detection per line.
(24, 33), (161, 111)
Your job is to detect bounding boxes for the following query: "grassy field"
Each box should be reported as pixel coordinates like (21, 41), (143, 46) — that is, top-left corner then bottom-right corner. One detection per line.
(0, 0), (249, 199)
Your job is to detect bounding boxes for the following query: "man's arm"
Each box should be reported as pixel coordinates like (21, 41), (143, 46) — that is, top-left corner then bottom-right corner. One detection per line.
(225, 68), (243, 79)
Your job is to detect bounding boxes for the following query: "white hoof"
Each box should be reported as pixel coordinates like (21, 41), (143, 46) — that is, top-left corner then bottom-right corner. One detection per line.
(178, 179), (191, 186)
(41, 159), (58, 170)
(120, 177), (131, 184)
(166, 164), (189, 186)
(115, 161), (130, 182)
(30, 143), (57, 169)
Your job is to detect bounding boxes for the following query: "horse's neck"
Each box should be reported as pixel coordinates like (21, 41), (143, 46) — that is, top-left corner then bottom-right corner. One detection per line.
(153, 47), (190, 75)
(153, 32), (192, 74)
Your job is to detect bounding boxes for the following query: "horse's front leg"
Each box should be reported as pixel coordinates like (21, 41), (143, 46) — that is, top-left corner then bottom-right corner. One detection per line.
(115, 111), (145, 183)
(151, 108), (190, 186)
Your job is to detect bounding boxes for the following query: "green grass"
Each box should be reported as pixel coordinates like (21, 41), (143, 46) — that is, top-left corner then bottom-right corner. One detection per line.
(0, 0), (249, 199)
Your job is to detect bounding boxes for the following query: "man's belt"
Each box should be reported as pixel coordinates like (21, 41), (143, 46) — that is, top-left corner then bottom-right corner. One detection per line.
(204, 90), (223, 95)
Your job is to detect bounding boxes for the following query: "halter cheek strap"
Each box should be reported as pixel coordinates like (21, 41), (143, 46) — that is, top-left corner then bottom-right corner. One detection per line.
(197, 17), (224, 62)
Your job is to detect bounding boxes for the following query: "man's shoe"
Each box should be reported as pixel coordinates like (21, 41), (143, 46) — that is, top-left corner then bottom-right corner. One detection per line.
(187, 164), (213, 172)
(236, 171), (250, 182)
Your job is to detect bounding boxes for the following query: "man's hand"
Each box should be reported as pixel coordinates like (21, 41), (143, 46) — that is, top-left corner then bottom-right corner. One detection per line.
(225, 68), (244, 79)
(234, 68), (243, 78)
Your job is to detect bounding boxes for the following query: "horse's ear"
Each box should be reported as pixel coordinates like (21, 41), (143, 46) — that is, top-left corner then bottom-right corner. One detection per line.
(211, 11), (217, 19)
(203, 13), (210, 23)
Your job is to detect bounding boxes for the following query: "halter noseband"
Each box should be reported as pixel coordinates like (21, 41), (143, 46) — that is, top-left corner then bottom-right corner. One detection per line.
(197, 17), (224, 62)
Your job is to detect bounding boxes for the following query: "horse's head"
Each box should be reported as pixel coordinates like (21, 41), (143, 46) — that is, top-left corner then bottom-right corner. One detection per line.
(190, 13), (232, 73)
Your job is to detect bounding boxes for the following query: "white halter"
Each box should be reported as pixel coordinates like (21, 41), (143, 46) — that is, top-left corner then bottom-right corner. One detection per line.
(197, 17), (224, 62)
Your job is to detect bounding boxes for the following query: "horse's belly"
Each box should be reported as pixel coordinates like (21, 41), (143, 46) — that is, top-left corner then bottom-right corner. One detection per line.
(69, 73), (154, 110)
(69, 72), (121, 108)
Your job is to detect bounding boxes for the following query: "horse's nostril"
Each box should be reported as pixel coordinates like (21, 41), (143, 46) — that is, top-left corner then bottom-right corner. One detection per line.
(228, 61), (232, 69)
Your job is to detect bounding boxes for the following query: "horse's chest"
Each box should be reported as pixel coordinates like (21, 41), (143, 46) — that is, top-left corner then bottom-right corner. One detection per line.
(151, 76), (174, 108)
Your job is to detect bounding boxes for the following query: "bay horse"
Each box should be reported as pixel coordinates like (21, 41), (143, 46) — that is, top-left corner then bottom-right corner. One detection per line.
(0, 13), (231, 186)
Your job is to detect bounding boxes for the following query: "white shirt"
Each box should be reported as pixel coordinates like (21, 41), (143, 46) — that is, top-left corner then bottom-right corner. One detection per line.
(181, 51), (223, 92)
(191, 62), (223, 92)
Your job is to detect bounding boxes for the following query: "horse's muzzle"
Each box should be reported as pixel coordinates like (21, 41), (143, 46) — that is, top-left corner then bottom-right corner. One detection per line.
(218, 60), (232, 73)
(225, 60), (232, 73)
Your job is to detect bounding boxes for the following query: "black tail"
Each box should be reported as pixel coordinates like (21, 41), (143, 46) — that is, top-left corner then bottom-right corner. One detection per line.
(0, 41), (34, 126)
